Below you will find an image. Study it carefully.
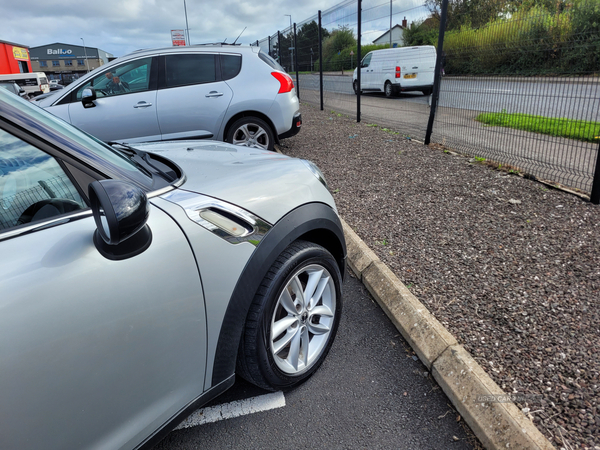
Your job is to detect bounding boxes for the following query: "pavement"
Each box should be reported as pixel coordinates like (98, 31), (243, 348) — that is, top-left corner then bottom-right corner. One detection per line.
(340, 219), (556, 450)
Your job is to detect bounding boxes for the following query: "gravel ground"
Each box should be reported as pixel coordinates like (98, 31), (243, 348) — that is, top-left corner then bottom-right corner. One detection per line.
(279, 103), (600, 450)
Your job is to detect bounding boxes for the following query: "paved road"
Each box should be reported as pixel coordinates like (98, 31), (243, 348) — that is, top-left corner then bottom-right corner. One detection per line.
(155, 274), (477, 449)
(297, 74), (600, 121)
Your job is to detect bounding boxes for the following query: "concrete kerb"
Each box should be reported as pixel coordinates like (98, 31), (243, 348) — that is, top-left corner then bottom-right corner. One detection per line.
(342, 218), (555, 450)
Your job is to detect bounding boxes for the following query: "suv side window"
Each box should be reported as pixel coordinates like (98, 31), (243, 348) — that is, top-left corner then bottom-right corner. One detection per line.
(74, 57), (154, 100)
(0, 129), (86, 232)
(165, 54), (216, 87)
(220, 54), (242, 80)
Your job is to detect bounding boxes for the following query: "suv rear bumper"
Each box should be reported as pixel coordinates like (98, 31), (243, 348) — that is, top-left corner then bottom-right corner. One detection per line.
(278, 113), (302, 140)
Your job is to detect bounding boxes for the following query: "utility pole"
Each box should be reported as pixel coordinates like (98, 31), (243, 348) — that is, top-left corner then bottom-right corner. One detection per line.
(80, 38), (90, 73)
(390, 0), (392, 48)
(183, 0), (190, 45)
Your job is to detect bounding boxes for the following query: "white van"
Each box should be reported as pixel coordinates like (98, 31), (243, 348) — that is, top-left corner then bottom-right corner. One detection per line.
(352, 45), (436, 97)
(0, 72), (50, 98)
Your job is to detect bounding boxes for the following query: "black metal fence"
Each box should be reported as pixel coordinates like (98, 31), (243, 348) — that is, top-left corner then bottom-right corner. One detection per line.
(253, 0), (600, 203)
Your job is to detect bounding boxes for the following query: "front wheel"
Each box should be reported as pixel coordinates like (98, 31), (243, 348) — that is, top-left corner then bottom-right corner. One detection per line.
(353, 80), (360, 95)
(237, 240), (343, 391)
(226, 117), (275, 151)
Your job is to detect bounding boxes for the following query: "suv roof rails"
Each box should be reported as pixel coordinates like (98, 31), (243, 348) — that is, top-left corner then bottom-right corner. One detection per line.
(194, 42), (242, 47)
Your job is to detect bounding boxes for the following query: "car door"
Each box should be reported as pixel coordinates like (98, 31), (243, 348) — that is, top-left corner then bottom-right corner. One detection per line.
(156, 53), (233, 141)
(0, 128), (207, 449)
(66, 56), (162, 143)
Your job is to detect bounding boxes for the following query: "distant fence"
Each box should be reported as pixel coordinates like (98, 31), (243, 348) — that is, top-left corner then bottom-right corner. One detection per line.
(253, 0), (600, 203)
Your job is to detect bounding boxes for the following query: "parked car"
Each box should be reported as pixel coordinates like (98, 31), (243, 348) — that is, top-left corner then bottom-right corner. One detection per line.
(0, 87), (344, 449)
(353, 45), (436, 97)
(0, 72), (50, 98)
(0, 81), (28, 99)
(48, 83), (64, 91)
(34, 45), (302, 150)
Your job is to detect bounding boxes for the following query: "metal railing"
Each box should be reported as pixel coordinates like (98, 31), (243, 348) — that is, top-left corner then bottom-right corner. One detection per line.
(253, 0), (600, 202)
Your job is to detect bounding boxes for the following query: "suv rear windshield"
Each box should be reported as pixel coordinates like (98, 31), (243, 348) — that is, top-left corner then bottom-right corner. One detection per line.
(258, 51), (285, 72)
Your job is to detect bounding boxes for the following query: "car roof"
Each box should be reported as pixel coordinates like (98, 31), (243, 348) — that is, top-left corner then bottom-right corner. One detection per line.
(121, 43), (258, 59)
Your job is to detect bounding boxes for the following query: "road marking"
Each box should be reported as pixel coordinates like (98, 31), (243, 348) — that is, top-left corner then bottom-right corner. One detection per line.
(175, 391), (286, 429)
(481, 89), (512, 93)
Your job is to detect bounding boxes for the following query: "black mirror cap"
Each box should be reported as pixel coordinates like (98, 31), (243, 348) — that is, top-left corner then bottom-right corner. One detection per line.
(89, 180), (152, 260)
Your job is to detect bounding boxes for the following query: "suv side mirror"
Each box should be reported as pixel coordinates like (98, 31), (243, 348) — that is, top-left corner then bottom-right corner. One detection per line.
(82, 88), (97, 108)
(89, 180), (152, 260)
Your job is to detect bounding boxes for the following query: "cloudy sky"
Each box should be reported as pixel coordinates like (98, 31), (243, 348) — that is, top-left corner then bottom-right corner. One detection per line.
(2, 0), (429, 57)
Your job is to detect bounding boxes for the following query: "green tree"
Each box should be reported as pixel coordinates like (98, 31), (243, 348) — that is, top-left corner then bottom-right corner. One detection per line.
(322, 26), (356, 64)
(403, 19), (439, 45)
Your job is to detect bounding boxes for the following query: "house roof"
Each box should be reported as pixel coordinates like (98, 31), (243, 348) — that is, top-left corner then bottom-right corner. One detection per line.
(372, 24), (405, 43)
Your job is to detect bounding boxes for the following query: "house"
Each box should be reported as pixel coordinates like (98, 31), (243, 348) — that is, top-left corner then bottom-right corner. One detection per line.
(372, 18), (408, 48)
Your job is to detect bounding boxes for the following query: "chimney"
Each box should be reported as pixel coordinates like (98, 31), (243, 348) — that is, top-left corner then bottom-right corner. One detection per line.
(402, 16), (407, 28)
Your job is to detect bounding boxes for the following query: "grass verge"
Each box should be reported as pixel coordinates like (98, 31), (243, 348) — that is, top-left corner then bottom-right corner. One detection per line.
(475, 111), (600, 143)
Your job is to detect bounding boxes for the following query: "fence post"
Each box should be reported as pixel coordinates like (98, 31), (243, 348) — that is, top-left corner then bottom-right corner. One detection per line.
(294, 23), (300, 100)
(318, 11), (324, 111)
(424, 0), (449, 145)
(277, 31), (281, 65)
(591, 142), (600, 204)
(357, 0), (362, 123)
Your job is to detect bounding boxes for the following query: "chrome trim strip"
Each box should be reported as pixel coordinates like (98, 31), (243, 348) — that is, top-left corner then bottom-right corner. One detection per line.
(0, 210), (93, 242)
(147, 174), (186, 199)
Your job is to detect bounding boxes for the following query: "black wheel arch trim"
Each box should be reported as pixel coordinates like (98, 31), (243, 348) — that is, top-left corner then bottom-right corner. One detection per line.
(211, 202), (347, 386)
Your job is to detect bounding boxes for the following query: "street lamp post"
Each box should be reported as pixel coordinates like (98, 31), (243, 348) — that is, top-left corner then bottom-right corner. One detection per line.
(285, 14), (293, 72)
(183, 0), (191, 45)
(80, 38), (90, 73)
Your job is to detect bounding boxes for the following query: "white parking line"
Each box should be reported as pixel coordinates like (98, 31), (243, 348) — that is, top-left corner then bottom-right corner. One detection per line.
(175, 392), (286, 429)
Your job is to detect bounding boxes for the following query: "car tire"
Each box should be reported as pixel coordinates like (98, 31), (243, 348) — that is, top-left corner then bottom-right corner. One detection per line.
(226, 117), (275, 151)
(237, 240), (343, 391)
(353, 80), (360, 95)
(422, 88), (433, 96)
(384, 81), (394, 98)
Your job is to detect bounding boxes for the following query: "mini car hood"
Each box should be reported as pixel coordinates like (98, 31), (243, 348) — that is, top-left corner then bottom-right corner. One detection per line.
(135, 140), (335, 224)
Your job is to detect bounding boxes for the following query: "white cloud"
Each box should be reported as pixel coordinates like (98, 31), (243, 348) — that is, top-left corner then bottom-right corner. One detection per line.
(1, 0), (429, 56)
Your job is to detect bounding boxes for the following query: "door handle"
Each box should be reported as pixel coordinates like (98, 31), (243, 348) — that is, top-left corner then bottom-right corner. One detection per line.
(206, 91), (224, 98)
(133, 102), (152, 108)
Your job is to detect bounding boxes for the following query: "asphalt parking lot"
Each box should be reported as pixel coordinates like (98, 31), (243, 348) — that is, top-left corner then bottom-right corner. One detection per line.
(156, 273), (479, 449)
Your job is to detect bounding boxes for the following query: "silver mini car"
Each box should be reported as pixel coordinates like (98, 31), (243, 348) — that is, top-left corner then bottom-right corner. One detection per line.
(34, 45), (302, 151)
(0, 89), (344, 449)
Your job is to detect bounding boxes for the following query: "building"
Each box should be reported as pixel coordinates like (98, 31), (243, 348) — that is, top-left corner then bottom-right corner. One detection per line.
(0, 40), (32, 74)
(29, 43), (114, 84)
(372, 18), (408, 48)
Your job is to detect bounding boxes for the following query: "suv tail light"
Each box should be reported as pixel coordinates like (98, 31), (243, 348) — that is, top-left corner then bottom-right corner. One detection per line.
(395, 66), (401, 78)
(271, 72), (294, 94)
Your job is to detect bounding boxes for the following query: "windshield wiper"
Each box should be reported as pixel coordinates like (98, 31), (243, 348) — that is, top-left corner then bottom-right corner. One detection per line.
(108, 142), (175, 182)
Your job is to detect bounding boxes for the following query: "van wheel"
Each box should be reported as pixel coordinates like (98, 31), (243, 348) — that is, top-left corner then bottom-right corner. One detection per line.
(226, 117), (275, 151)
(422, 88), (433, 96)
(384, 81), (394, 98)
(353, 80), (360, 95)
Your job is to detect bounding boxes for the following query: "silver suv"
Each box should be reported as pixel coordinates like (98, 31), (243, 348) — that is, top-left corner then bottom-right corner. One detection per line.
(35, 45), (301, 150)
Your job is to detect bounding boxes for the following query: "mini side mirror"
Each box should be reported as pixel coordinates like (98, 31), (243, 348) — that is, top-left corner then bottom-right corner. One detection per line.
(89, 180), (152, 260)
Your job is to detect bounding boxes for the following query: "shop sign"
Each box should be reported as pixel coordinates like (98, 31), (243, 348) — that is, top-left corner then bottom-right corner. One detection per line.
(12, 47), (29, 61)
